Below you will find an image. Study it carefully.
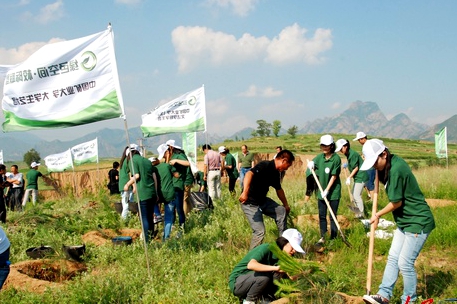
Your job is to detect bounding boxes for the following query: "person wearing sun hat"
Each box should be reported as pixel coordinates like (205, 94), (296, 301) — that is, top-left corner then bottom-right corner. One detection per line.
(335, 138), (368, 218)
(307, 134), (342, 248)
(360, 139), (435, 304)
(22, 161), (46, 207)
(228, 228), (305, 304)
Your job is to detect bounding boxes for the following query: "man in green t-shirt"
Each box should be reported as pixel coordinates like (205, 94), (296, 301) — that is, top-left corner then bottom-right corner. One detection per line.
(22, 162), (45, 207)
(238, 144), (255, 191)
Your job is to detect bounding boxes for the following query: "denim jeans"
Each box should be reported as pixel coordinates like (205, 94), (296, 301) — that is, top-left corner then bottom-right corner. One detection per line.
(317, 199), (339, 239)
(0, 247), (10, 290)
(120, 190), (133, 220)
(239, 167), (251, 191)
(377, 228), (429, 304)
(163, 190), (185, 240)
(240, 197), (287, 249)
(139, 198), (155, 243)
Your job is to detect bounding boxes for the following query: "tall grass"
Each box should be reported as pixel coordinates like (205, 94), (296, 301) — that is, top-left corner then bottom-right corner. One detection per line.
(1, 162), (457, 303)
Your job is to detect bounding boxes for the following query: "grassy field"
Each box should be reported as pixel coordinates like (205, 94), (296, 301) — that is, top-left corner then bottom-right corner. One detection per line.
(1, 134), (456, 303)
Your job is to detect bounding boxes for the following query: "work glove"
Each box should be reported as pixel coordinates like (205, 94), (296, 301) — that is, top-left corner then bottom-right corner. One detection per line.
(342, 163), (348, 169)
(321, 189), (328, 198)
(346, 178), (351, 185)
(307, 161), (315, 170)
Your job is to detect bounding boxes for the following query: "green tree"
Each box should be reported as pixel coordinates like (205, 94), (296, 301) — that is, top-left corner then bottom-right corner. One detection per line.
(287, 125), (298, 138)
(23, 149), (41, 166)
(250, 129), (257, 137)
(256, 119), (272, 137)
(272, 120), (281, 137)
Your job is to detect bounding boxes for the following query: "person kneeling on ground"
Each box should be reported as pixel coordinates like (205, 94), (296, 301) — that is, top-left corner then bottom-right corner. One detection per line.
(228, 228), (305, 304)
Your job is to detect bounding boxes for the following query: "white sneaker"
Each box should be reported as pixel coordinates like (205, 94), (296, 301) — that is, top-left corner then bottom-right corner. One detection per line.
(243, 300), (255, 304)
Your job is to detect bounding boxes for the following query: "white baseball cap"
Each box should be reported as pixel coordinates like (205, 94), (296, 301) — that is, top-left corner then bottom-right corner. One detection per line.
(218, 146), (226, 153)
(353, 131), (367, 141)
(31, 162), (40, 168)
(125, 143), (141, 157)
(360, 139), (386, 171)
(320, 134), (334, 146)
(148, 157), (158, 162)
(282, 228), (305, 253)
(157, 144), (168, 160)
(335, 139), (348, 152)
(166, 139), (182, 150)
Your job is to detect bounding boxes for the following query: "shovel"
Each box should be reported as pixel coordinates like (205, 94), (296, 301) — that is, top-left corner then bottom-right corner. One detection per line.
(307, 160), (352, 248)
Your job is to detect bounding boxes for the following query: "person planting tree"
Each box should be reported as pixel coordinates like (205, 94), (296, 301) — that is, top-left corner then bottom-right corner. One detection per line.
(361, 139), (435, 304)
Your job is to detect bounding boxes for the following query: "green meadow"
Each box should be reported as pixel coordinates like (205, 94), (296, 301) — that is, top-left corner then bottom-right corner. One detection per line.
(1, 134), (456, 304)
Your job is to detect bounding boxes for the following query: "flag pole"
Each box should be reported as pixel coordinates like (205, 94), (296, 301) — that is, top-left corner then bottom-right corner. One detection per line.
(123, 116), (151, 278)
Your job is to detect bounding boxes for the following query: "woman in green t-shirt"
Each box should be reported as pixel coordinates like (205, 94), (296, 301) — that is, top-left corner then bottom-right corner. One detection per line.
(360, 139), (435, 304)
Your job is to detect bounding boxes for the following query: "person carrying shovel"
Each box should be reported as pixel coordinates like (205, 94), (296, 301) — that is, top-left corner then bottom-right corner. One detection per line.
(307, 134), (341, 251)
(361, 139), (435, 304)
(335, 138), (368, 219)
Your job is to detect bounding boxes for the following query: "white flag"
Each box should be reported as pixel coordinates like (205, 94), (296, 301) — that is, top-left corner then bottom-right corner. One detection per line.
(44, 149), (74, 172)
(1, 26), (124, 132)
(182, 132), (198, 174)
(0, 150), (3, 164)
(71, 138), (98, 165)
(141, 86), (206, 137)
(435, 127), (447, 159)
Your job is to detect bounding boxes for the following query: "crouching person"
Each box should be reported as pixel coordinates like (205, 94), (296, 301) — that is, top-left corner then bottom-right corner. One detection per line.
(228, 229), (305, 304)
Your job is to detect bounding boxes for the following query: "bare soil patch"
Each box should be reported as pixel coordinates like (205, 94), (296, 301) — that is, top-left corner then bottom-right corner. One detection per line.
(426, 199), (456, 208)
(82, 228), (142, 246)
(5, 259), (87, 293)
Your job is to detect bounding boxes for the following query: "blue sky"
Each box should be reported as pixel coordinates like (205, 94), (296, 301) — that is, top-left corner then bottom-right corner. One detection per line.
(1, 0), (456, 141)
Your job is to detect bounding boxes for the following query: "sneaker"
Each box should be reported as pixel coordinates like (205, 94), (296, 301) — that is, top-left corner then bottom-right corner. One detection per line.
(314, 237), (325, 253)
(242, 300), (255, 304)
(153, 215), (163, 224)
(363, 294), (389, 304)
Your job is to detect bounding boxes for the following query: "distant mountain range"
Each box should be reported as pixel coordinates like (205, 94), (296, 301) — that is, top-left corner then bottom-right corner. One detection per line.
(0, 101), (455, 161)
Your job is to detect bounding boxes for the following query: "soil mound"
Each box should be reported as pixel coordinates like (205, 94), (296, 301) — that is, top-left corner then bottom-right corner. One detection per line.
(82, 228), (142, 246)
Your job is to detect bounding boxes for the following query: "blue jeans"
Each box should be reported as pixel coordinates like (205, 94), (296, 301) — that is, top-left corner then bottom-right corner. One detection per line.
(240, 197), (287, 249)
(317, 199), (339, 239)
(0, 247), (10, 290)
(366, 168), (375, 191)
(139, 198), (155, 243)
(239, 167), (251, 191)
(163, 190), (185, 240)
(377, 228), (429, 304)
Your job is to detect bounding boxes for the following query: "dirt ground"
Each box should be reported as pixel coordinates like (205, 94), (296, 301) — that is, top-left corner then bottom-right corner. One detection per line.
(82, 228), (142, 246)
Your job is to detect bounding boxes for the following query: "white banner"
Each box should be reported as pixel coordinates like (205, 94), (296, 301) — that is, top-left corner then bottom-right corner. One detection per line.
(435, 127), (448, 159)
(44, 149), (74, 172)
(1, 26), (124, 132)
(141, 86), (206, 137)
(0, 150), (3, 164)
(71, 138), (98, 165)
(182, 132), (198, 174)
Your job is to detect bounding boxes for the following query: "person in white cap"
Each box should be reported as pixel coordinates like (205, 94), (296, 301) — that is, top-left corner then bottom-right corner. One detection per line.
(22, 161), (46, 207)
(360, 139), (435, 304)
(335, 138), (368, 218)
(165, 140), (190, 237)
(354, 131), (375, 201)
(307, 134), (341, 247)
(218, 146), (239, 195)
(123, 143), (159, 243)
(228, 228), (305, 304)
(156, 144), (177, 240)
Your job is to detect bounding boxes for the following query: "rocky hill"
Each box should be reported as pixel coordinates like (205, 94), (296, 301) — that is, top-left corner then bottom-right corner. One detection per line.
(299, 101), (429, 139)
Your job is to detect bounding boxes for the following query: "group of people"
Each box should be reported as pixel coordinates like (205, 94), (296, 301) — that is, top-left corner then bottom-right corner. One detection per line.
(0, 162), (46, 223)
(229, 133), (435, 304)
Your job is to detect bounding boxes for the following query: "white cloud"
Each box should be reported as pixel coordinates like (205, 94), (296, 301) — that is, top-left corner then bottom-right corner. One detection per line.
(0, 38), (65, 64)
(238, 85), (282, 98)
(21, 0), (64, 24)
(204, 0), (259, 16)
(266, 24), (333, 65)
(171, 23), (333, 72)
